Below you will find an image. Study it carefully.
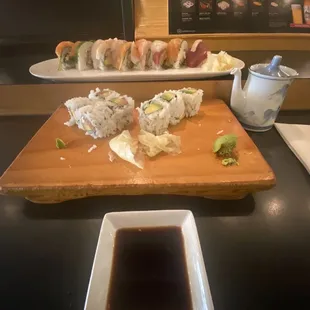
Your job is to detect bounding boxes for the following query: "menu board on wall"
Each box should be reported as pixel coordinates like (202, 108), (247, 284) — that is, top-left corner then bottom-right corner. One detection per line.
(169, 0), (310, 33)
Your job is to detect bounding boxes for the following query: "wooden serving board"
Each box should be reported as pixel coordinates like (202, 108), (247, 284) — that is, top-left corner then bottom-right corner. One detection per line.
(0, 100), (275, 203)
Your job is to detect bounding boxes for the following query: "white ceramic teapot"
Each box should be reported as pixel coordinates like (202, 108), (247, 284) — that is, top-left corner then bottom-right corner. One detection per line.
(230, 55), (298, 132)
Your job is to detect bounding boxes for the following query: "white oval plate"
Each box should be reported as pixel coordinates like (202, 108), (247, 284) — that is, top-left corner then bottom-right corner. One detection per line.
(29, 56), (245, 82)
(84, 210), (214, 310)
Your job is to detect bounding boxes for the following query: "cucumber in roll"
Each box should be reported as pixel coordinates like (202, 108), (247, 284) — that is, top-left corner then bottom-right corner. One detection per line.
(76, 41), (94, 71)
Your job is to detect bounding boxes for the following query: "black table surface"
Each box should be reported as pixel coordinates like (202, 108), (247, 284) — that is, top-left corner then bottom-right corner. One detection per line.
(0, 111), (310, 310)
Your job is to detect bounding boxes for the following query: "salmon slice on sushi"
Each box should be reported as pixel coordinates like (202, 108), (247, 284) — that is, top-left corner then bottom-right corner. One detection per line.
(166, 38), (188, 69)
(113, 41), (133, 71)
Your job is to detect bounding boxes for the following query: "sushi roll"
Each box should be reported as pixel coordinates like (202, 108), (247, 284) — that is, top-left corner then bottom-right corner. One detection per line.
(91, 39), (104, 70)
(150, 40), (168, 70)
(113, 41), (133, 71)
(96, 39), (114, 71)
(179, 88), (204, 117)
(77, 103), (117, 139)
(64, 97), (93, 126)
(107, 95), (135, 131)
(137, 99), (170, 135)
(186, 40), (208, 68)
(131, 39), (152, 70)
(76, 41), (94, 71)
(55, 41), (75, 70)
(165, 39), (188, 69)
(155, 90), (185, 125)
(88, 88), (120, 101)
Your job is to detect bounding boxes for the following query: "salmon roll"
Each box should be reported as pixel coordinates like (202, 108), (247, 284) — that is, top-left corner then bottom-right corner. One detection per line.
(55, 41), (75, 70)
(96, 39), (114, 71)
(178, 87), (204, 117)
(131, 39), (152, 70)
(166, 39), (188, 69)
(113, 41), (133, 71)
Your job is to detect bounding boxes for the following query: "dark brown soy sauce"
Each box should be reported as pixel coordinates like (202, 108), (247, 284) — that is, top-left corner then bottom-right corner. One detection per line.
(106, 226), (193, 310)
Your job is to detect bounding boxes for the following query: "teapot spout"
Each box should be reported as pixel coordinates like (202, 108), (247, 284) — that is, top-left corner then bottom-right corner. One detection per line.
(230, 68), (246, 115)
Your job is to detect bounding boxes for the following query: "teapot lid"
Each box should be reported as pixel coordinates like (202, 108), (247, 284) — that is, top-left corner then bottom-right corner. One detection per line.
(250, 55), (297, 78)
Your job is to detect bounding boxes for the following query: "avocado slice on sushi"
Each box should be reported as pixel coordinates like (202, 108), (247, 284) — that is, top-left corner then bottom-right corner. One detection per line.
(144, 101), (163, 115)
(181, 88), (197, 94)
(161, 92), (176, 102)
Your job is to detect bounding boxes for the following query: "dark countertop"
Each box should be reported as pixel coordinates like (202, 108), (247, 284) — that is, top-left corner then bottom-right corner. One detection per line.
(1, 111), (310, 310)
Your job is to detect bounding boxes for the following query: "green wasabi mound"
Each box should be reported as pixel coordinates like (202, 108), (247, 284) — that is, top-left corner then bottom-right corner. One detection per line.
(213, 134), (237, 157)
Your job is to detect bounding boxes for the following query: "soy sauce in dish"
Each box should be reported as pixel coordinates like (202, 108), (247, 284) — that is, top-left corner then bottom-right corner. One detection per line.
(106, 226), (192, 310)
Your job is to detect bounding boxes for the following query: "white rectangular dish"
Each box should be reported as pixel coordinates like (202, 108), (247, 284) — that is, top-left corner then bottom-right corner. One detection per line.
(29, 57), (244, 82)
(84, 210), (214, 310)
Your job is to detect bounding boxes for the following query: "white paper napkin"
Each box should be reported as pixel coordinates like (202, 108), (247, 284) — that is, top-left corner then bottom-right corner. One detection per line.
(275, 123), (310, 174)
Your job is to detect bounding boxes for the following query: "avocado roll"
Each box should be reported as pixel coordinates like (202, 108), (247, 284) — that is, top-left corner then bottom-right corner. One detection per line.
(178, 88), (204, 117)
(137, 99), (170, 135)
(155, 90), (185, 125)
